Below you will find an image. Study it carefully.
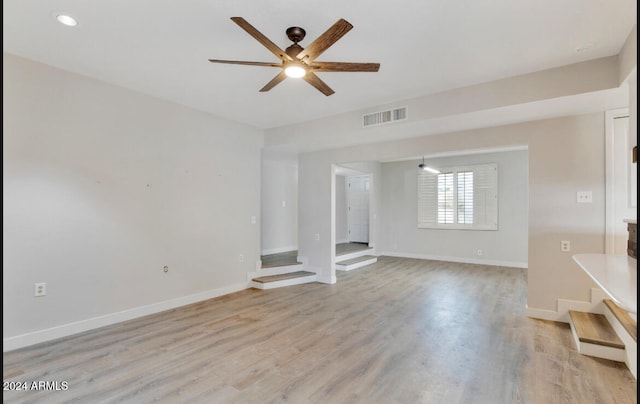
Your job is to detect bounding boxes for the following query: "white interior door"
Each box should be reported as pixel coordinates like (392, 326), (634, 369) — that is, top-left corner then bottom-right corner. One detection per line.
(348, 175), (370, 243)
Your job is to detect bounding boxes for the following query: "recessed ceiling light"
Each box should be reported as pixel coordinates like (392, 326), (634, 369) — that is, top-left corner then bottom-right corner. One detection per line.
(56, 14), (78, 27)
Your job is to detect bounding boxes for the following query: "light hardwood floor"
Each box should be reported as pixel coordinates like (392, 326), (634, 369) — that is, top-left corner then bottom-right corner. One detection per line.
(3, 257), (637, 403)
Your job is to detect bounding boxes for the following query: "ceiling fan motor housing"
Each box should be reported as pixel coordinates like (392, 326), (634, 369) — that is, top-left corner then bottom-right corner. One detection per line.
(285, 43), (304, 59)
(209, 18), (379, 96)
(286, 26), (306, 43)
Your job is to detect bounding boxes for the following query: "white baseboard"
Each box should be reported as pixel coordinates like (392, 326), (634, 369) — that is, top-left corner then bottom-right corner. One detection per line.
(314, 267), (336, 285)
(378, 251), (528, 269)
(3, 282), (249, 352)
(556, 288), (607, 322)
(525, 288), (606, 323)
(525, 306), (564, 322)
(261, 245), (298, 256)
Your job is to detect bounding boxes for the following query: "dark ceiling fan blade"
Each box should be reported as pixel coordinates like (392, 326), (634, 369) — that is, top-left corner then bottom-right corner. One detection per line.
(309, 61), (380, 72)
(302, 72), (335, 96)
(296, 19), (353, 62)
(260, 71), (288, 92)
(230, 17), (293, 62)
(208, 59), (282, 68)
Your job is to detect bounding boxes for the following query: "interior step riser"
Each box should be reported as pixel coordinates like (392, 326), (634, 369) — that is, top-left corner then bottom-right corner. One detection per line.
(568, 310), (626, 363)
(603, 300), (637, 379)
(603, 299), (637, 342)
(336, 258), (377, 271)
(254, 264), (305, 278)
(335, 249), (374, 261)
(569, 330), (627, 362)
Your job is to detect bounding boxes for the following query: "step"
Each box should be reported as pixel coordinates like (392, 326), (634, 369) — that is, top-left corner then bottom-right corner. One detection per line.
(568, 310), (626, 362)
(335, 248), (375, 262)
(255, 263), (305, 277)
(604, 299), (637, 342)
(336, 255), (377, 271)
(250, 271), (316, 290)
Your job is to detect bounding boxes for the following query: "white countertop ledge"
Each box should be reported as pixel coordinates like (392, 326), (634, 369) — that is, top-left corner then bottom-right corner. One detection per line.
(573, 254), (637, 314)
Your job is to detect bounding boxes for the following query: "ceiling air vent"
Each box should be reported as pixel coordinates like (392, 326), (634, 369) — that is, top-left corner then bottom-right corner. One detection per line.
(363, 107), (407, 128)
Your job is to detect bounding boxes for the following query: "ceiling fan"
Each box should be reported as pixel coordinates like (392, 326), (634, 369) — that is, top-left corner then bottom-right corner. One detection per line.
(208, 17), (380, 96)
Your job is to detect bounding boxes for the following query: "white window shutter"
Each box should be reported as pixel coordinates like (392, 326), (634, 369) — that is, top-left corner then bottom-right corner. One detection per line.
(418, 171), (438, 228)
(473, 163), (498, 230)
(417, 162), (498, 230)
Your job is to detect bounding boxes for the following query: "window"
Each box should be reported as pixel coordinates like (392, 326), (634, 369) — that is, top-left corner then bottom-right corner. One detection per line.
(418, 163), (497, 230)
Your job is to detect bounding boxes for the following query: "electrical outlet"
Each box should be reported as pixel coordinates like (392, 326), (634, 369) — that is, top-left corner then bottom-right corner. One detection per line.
(314, 234), (320, 241)
(34, 282), (46, 297)
(239, 254), (244, 263)
(477, 249), (483, 256)
(576, 191), (592, 203)
(561, 240), (570, 252)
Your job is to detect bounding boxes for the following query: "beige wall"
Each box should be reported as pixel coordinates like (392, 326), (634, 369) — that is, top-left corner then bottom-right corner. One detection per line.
(266, 57), (623, 154)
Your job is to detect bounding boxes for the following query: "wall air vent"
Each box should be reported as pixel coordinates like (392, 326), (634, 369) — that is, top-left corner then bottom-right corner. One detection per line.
(362, 107), (408, 128)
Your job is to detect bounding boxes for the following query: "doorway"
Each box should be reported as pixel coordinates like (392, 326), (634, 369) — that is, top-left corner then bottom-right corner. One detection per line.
(347, 175), (370, 244)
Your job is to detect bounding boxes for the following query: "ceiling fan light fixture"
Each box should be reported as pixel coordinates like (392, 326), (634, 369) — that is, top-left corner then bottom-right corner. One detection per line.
(420, 165), (441, 174)
(284, 63), (306, 78)
(209, 17), (379, 95)
(419, 157), (440, 174)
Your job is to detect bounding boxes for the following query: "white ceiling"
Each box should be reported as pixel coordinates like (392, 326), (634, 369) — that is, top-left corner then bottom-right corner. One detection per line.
(3, 0), (637, 130)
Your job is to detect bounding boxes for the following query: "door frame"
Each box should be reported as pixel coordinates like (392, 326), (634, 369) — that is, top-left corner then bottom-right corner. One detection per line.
(605, 108), (632, 253)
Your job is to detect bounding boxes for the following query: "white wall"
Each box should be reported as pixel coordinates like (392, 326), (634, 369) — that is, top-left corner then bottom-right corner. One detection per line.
(260, 157), (298, 255)
(380, 150), (528, 267)
(298, 155), (334, 282)
(3, 54), (263, 349)
(335, 175), (348, 243)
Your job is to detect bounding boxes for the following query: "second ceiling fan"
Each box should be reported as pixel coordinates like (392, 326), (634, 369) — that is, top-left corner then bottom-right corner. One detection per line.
(209, 17), (380, 96)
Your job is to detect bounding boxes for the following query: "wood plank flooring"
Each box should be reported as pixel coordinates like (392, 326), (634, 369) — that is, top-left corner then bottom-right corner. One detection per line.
(3, 257), (637, 403)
